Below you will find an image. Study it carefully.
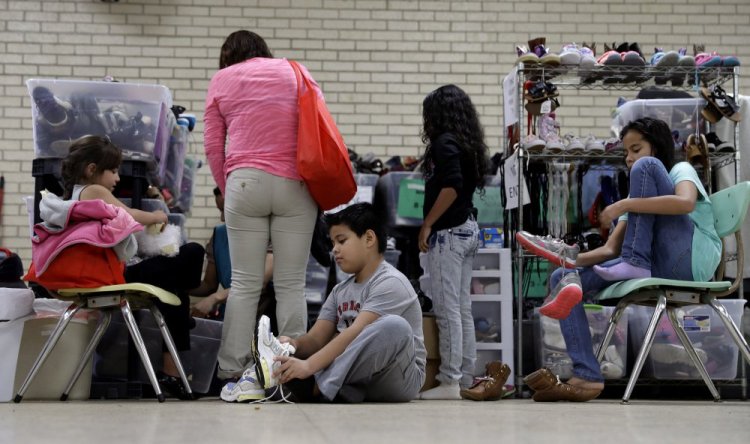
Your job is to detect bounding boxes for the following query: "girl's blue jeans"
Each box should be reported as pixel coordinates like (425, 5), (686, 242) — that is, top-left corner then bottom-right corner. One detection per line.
(548, 157), (695, 382)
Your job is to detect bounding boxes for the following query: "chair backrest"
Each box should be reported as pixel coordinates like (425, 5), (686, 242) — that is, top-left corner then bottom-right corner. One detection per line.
(710, 181), (750, 238)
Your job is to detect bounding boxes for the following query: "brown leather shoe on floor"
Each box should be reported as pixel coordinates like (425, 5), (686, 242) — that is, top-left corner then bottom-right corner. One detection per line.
(523, 368), (601, 402)
(460, 361), (511, 401)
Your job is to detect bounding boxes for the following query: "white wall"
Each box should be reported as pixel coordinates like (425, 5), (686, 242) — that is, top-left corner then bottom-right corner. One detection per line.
(1, 0), (749, 267)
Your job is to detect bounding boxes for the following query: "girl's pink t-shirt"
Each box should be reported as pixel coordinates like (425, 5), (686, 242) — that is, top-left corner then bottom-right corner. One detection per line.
(204, 57), (320, 194)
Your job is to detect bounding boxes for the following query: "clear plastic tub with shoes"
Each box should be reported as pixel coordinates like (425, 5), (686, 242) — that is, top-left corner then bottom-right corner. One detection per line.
(27, 79), (172, 159)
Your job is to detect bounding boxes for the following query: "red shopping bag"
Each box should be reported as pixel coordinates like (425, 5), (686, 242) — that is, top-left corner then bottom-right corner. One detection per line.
(289, 60), (356, 211)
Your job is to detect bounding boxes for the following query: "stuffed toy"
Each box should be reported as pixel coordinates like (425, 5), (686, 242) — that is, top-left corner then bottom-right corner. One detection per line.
(134, 223), (182, 258)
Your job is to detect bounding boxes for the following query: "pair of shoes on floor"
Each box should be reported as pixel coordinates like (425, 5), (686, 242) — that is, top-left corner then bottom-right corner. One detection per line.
(523, 368), (601, 402)
(460, 361), (511, 401)
(157, 371), (195, 400)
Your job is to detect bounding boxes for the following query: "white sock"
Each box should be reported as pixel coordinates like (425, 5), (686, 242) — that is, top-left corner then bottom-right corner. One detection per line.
(418, 382), (460, 400)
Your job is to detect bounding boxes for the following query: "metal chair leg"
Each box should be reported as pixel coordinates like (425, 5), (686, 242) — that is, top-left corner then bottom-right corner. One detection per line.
(666, 308), (720, 401)
(623, 294), (667, 403)
(596, 299), (629, 361)
(149, 305), (193, 398)
(704, 296), (750, 366)
(121, 300), (165, 402)
(60, 310), (112, 401)
(14, 302), (82, 403)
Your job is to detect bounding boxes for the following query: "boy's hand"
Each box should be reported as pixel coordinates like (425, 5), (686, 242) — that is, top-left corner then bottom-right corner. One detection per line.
(273, 356), (313, 384)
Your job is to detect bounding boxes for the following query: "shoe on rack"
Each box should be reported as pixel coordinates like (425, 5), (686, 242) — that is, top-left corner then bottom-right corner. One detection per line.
(650, 48), (679, 85)
(563, 133), (585, 154)
(579, 42), (597, 80)
(516, 45), (540, 65)
(521, 134), (546, 153)
(583, 134), (605, 154)
(523, 368), (602, 402)
(253, 315), (297, 390)
(515, 230), (579, 268)
(671, 47), (695, 86)
(157, 371), (195, 400)
(559, 43), (582, 67)
(705, 132), (734, 153)
(460, 361), (511, 401)
(604, 137), (623, 155)
(539, 272), (583, 320)
(220, 367), (265, 402)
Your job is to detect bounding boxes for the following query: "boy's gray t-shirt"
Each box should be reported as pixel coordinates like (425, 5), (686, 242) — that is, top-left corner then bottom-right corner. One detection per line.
(318, 260), (426, 372)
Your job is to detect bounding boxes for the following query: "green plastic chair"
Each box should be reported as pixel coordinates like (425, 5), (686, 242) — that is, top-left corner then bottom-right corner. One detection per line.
(13, 283), (192, 403)
(593, 181), (750, 403)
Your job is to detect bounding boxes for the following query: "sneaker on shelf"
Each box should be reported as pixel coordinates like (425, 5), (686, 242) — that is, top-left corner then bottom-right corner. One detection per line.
(220, 367), (265, 402)
(253, 315), (296, 390)
(579, 42), (597, 80)
(516, 45), (540, 66)
(539, 272), (583, 320)
(672, 47), (696, 86)
(651, 48), (680, 85)
(521, 134), (546, 153)
(542, 132), (564, 154)
(515, 230), (579, 268)
(583, 134), (605, 154)
(559, 43), (582, 67)
(704, 132), (734, 153)
(563, 133), (585, 154)
(604, 137), (623, 155)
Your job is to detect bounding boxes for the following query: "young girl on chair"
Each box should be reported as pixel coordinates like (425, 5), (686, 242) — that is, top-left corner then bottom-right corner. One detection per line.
(517, 117), (721, 401)
(61, 135), (205, 399)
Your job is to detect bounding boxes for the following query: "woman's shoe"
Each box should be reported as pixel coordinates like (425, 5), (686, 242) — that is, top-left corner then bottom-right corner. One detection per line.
(523, 368), (602, 402)
(460, 361), (511, 401)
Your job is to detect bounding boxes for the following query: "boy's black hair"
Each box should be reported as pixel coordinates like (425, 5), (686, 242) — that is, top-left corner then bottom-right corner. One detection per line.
(619, 117), (675, 170)
(324, 203), (387, 253)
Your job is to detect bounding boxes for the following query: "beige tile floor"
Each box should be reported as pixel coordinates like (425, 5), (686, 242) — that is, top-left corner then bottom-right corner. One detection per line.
(1, 398), (748, 444)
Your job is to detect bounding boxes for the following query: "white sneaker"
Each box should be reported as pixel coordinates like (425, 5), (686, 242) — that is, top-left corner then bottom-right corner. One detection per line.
(253, 315), (296, 389)
(418, 382), (461, 400)
(650, 343), (707, 365)
(563, 133), (585, 154)
(521, 134), (546, 153)
(583, 134), (605, 154)
(220, 367), (265, 402)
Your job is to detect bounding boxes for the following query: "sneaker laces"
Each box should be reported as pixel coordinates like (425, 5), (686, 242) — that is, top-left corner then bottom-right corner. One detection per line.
(250, 385), (295, 405)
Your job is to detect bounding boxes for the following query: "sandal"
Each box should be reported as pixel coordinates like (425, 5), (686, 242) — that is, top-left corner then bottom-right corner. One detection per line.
(701, 86), (742, 123)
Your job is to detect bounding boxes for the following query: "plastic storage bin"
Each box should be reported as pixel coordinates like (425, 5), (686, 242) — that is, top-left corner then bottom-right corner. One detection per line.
(175, 157), (199, 214)
(473, 301), (503, 343)
(161, 123), (188, 200)
(326, 173), (379, 214)
(375, 172), (424, 228)
(27, 79), (172, 159)
(1, 300), (98, 402)
(534, 305), (629, 380)
(611, 98), (706, 149)
(628, 299), (746, 380)
(305, 256), (330, 304)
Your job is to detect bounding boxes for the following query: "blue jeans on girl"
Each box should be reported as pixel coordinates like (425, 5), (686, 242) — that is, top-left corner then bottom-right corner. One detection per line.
(550, 156), (695, 382)
(426, 217), (480, 387)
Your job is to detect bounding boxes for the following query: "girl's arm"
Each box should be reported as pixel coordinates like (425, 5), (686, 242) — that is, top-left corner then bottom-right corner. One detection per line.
(574, 220), (626, 267)
(599, 180), (697, 227)
(80, 184), (168, 226)
(190, 260), (220, 297)
(418, 187), (457, 252)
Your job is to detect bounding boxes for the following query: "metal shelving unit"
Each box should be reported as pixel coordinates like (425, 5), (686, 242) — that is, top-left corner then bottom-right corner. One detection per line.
(507, 63), (742, 389)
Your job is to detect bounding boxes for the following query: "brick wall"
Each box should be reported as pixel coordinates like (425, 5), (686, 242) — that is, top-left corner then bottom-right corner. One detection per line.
(1, 0), (749, 266)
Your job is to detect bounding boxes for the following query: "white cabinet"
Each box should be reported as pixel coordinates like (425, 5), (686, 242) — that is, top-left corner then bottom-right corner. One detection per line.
(470, 248), (514, 383)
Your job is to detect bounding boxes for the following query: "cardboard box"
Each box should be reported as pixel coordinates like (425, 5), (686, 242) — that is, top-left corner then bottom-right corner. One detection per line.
(420, 315), (440, 392)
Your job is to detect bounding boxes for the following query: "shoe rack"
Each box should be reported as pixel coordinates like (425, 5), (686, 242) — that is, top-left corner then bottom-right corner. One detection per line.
(505, 63), (742, 387)
(471, 248), (514, 384)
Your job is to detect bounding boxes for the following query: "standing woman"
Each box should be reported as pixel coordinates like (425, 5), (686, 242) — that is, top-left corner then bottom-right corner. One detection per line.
(204, 31), (318, 384)
(418, 85), (490, 399)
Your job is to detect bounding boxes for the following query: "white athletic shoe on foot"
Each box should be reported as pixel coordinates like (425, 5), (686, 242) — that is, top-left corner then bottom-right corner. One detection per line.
(220, 367), (265, 402)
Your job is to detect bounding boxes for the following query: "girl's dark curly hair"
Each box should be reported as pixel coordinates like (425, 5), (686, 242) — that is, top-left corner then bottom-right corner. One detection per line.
(219, 30), (273, 69)
(619, 117), (675, 170)
(61, 135), (122, 199)
(420, 84), (489, 191)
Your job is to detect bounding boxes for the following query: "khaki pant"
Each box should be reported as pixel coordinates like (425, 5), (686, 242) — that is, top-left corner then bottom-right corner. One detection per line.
(217, 168), (317, 379)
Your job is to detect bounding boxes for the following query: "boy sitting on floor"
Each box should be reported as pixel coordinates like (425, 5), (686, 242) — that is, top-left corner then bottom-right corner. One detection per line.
(222, 202), (426, 403)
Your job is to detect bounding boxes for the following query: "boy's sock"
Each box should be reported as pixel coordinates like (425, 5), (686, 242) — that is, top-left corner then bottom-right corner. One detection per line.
(593, 261), (651, 281)
(418, 382), (460, 400)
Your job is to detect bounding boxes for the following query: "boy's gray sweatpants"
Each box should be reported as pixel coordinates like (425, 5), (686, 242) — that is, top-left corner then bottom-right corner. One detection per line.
(315, 315), (425, 403)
